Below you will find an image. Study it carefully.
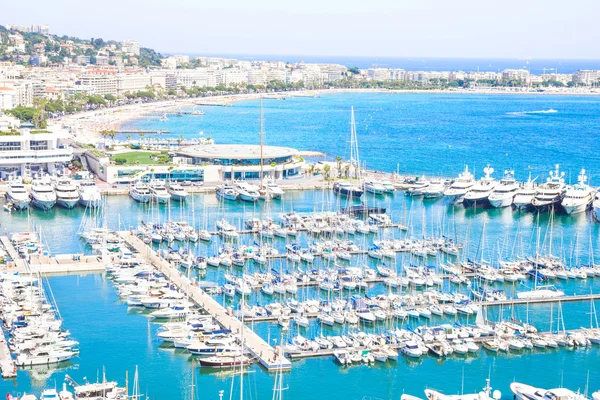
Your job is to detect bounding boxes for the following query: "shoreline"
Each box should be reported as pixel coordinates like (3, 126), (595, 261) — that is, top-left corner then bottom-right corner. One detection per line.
(55, 87), (600, 145)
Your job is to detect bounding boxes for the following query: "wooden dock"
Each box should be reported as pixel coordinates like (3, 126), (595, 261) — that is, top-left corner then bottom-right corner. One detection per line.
(119, 232), (291, 371)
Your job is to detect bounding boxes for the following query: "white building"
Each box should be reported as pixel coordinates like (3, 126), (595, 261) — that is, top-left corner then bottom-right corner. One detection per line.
(572, 70), (600, 85)
(176, 69), (217, 88)
(218, 69), (248, 87)
(0, 123), (73, 179)
(0, 87), (17, 110)
(502, 69), (530, 81)
(122, 40), (141, 56)
(116, 73), (152, 95)
(266, 70), (286, 83)
(248, 69), (266, 86)
(79, 72), (118, 95)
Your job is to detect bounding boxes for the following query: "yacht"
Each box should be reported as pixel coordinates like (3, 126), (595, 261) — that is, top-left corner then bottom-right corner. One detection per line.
(30, 177), (57, 210)
(233, 181), (260, 202)
(167, 182), (189, 202)
(463, 166), (497, 207)
(561, 168), (594, 215)
(444, 166), (475, 204)
(54, 178), (80, 209)
(510, 382), (588, 400)
(363, 180), (386, 195)
(531, 164), (566, 213)
(216, 182), (239, 201)
(488, 169), (519, 208)
(513, 173), (537, 210)
(516, 285), (565, 300)
(129, 182), (151, 203)
(148, 181), (171, 204)
(333, 181), (364, 198)
(422, 181), (446, 199)
(78, 179), (101, 208)
(5, 180), (31, 210)
(409, 378), (499, 400)
(593, 190), (600, 222)
(407, 177), (430, 196)
(264, 180), (285, 199)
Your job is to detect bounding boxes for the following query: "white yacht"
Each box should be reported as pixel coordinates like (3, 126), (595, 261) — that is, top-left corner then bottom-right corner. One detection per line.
(233, 181), (260, 202)
(129, 182), (151, 203)
(5, 180), (31, 210)
(488, 169), (519, 208)
(593, 190), (600, 222)
(513, 173), (537, 210)
(148, 181), (171, 204)
(363, 180), (386, 195)
(264, 180), (285, 199)
(463, 165), (497, 207)
(516, 285), (565, 300)
(216, 182), (239, 201)
(510, 382), (588, 400)
(167, 182), (189, 202)
(444, 166), (475, 204)
(422, 181), (446, 199)
(78, 179), (101, 208)
(561, 168), (594, 215)
(30, 177), (57, 210)
(407, 177), (430, 196)
(54, 177), (80, 209)
(531, 164), (566, 213)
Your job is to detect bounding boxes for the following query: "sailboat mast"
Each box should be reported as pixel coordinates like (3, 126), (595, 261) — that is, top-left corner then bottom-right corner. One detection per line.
(350, 107), (360, 179)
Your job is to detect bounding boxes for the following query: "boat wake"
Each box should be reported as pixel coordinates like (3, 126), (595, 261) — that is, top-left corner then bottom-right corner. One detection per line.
(506, 109), (558, 116)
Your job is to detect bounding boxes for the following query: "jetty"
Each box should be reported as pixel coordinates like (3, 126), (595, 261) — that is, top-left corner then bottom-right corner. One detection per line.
(114, 130), (170, 134)
(0, 326), (16, 379)
(482, 293), (600, 307)
(119, 231), (292, 371)
(0, 236), (28, 271)
(25, 254), (106, 276)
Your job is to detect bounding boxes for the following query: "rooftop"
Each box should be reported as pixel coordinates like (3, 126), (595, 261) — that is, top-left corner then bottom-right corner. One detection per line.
(177, 144), (298, 160)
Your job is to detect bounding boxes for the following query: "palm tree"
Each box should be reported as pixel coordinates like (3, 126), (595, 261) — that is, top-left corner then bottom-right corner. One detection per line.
(323, 164), (331, 180)
(335, 156), (342, 178)
(126, 134), (132, 145)
(343, 165), (350, 179)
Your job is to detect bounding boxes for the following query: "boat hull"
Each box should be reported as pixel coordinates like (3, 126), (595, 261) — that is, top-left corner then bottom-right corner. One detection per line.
(561, 201), (590, 215)
(57, 198), (79, 209)
(31, 197), (56, 211)
(463, 196), (491, 208)
(6, 194), (31, 210)
(488, 195), (514, 208)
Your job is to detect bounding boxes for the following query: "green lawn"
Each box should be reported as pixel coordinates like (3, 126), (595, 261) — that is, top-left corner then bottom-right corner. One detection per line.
(111, 151), (160, 165)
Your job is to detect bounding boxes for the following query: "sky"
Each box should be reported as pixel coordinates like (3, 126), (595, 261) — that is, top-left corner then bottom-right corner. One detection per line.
(3, 0), (600, 59)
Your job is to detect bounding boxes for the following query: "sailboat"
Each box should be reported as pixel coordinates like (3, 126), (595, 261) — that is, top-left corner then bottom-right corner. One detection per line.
(257, 96), (284, 200)
(334, 107), (363, 198)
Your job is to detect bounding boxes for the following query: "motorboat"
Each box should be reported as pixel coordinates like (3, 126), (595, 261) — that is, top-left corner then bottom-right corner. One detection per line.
(561, 168), (594, 215)
(129, 182), (151, 203)
(363, 180), (386, 195)
(216, 182), (238, 201)
(531, 164), (566, 213)
(463, 165), (496, 207)
(15, 348), (78, 366)
(5, 180), (31, 210)
(407, 177), (430, 196)
(264, 180), (285, 199)
(401, 341), (423, 358)
(198, 354), (252, 368)
(510, 382), (588, 400)
(513, 173), (537, 210)
(30, 177), (57, 210)
(233, 181), (260, 202)
(78, 179), (101, 208)
(333, 181), (364, 198)
(444, 165), (475, 204)
(412, 378), (500, 400)
(54, 177), (80, 209)
(167, 182), (189, 202)
(148, 181), (171, 204)
(422, 181), (446, 199)
(488, 169), (519, 208)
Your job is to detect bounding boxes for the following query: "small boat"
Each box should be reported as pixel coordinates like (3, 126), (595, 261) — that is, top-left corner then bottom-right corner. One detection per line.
(333, 181), (364, 198)
(198, 354), (252, 368)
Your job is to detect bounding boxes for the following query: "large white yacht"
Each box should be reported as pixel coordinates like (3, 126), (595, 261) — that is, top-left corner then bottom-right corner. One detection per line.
(407, 177), (430, 197)
(264, 180), (285, 199)
(463, 166), (497, 207)
(516, 285), (565, 300)
(5, 180), (31, 210)
(513, 173), (537, 210)
(422, 181), (446, 199)
(444, 166), (475, 204)
(54, 177), (80, 209)
(78, 179), (101, 208)
(129, 182), (151, 203)
(510, 382), (587, 400)
(216, 182), (239, 201)
(531, 164), (566, 213)
(30, 177), (57, 211)
(233, 181), (260, 202)
(488, 169), (519, 208)
(363, 180), (386, 195)
(167, 182), (189, 202)
(148, 181), (171, 204)
(561, 168), (594, 215)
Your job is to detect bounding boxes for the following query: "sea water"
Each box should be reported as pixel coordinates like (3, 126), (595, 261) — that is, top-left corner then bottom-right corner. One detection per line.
(3, 93), (600, 399)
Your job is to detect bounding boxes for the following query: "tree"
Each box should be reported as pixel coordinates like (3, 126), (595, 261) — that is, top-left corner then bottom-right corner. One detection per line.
(335, 156), (343, 178)
(323, 164), (331, 180)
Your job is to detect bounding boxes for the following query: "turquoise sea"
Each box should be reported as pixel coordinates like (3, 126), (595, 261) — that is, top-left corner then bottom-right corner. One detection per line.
(3, 93), (600, 399)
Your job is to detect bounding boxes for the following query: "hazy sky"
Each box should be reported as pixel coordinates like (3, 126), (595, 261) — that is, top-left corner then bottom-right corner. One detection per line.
(3, 0), (599, 59)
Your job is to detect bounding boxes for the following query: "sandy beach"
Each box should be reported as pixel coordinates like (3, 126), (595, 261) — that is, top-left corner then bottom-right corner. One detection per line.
(55, 87), (600, 144)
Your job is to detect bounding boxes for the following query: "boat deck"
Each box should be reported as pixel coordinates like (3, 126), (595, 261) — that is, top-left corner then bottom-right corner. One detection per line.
(119, 232), (292, 371)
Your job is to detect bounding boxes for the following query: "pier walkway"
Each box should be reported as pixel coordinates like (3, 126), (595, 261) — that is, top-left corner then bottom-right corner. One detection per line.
(0, 326), (16, 379)
(482, 293), (600, 307)
(26, 254), (106, 276)
(119, 231), (291, 371)
(0, 236), (28, 271)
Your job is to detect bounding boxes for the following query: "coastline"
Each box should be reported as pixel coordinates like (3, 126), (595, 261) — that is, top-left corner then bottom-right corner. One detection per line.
(55, 87), (600, 145)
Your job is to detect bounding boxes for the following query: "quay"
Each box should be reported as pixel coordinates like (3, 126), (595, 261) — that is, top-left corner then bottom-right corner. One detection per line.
(118, 231), (292, 371)
(25, 254), (106, 276)
(0, 326), (16, 379)
(114, 129), (170, 134)
(0, 236), (28, 271)
(482, 293), (600, 307)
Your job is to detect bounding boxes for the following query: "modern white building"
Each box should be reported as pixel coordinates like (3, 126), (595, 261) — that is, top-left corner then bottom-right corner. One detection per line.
(572, 70), (600, 85)
(116, 73), (152, 95)
(122, 40), (141, 56)
(79, 72), (118, 95)
(0, 122), (73, 179)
